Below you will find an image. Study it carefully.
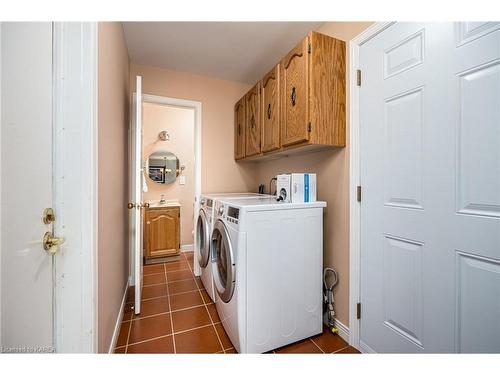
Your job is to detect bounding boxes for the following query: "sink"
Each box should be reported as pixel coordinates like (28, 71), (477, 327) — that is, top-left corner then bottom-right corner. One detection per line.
(148, 199), (181, 208)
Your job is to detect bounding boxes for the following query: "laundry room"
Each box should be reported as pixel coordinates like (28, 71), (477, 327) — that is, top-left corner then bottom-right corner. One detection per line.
(2, 2), (499, 368)
(100, 21), (371, 355)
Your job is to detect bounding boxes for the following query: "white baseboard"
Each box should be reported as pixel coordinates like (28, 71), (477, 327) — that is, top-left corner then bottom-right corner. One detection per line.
(108, 280), (129, 353)
(335, 318), (350, 344)
(181, 244), (194, 252)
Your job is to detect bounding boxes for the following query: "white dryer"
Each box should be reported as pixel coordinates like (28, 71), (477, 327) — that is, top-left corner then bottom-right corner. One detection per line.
(211, 197), (326, 353)
(195, 193), (271, 302)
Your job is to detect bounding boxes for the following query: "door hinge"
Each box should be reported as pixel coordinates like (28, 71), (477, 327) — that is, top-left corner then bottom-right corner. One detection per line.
(356, 302), (361, 319)
(356, 69), (362, 86)
(307, 122), (312, 132)
(308, 43), (311, 54)
(357, 185), (362, 202)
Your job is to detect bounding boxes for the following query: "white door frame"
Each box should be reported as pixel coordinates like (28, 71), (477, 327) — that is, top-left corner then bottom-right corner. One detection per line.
(131, 93), (202, 278)
(52, 22), (98, 352)
(348, 22), (395, 352)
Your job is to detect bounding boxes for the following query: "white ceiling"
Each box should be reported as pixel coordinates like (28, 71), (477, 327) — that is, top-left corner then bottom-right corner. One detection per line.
(122, 22), (324, 83)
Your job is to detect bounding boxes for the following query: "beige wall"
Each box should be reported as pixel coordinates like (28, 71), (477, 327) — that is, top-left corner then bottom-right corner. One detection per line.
(130, 64), (257, 194)
(255, 22), (373, 328)
(142, 103), (195, 246)
(97, 22), (130, 353)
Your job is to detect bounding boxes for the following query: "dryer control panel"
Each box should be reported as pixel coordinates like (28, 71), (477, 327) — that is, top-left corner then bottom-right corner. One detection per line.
(227, 206), (240, 224)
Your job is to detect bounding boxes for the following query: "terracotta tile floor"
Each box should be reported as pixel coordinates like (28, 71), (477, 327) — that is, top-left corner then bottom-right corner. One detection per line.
(115, 251), (360, 354)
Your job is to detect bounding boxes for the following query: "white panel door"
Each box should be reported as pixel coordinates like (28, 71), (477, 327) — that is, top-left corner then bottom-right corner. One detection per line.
(130, 76), (143, 314)
(1, 23), (55, 351)
(360, 22), (500, 353)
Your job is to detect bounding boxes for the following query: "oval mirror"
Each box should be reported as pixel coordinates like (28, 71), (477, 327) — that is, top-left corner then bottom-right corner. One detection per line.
(145, 150), (179, 185)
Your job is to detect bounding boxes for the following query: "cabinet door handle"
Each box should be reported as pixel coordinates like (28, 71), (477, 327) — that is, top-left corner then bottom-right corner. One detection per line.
(238, 123), (241, 135)
(291, 87), (297, 106)
(250, 115), (255, 129)
(267, 103), (272, 120)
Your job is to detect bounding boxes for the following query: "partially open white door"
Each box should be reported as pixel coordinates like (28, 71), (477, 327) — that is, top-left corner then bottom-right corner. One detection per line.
(130, 76), (144, 314)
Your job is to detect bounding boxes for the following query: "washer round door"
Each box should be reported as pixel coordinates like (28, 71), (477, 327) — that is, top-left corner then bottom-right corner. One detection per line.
(211, 219), (235, 303)
(196, 209), (210, 268)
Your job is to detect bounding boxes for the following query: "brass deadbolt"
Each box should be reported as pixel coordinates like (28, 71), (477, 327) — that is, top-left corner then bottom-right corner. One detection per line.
(43, 208), (56, 224)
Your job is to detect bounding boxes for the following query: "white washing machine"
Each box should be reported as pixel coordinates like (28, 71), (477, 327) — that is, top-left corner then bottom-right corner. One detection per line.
(211, 197), (326, 353)
(195, 193), (271, 302)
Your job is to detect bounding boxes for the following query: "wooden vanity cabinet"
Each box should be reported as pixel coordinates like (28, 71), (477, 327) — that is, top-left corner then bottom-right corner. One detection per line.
(261, 64), (281, 153)
(234, 97), (246, 160)
(144, 206), (180, 260)
(244, 82), (261, 157)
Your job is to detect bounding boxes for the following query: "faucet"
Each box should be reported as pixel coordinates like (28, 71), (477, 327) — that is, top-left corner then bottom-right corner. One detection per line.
(160, 194), (166, 204)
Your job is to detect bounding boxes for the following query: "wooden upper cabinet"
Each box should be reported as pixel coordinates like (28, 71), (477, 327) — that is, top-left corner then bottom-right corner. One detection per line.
(245, 83), (261, 157)
(308, 31), (346, 147)
(234, 97), (246, 160)
(261, 64), (280, 153)
(234, 31), (346, 161)
(280, 38), (309, 147)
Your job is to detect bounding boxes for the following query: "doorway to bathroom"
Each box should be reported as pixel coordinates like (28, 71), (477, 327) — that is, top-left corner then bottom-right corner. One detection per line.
(142, 102), (195, 257)
(129, 83), (202, 316)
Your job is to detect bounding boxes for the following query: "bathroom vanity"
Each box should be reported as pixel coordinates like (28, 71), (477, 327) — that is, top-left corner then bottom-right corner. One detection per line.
(143, 201), (181, 262)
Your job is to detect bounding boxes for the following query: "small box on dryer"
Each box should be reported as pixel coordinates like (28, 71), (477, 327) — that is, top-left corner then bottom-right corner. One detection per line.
(276, 173), (316, 203)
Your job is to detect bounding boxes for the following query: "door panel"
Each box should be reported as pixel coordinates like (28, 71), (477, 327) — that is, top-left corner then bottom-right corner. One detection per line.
(360, 22), (500, 353)
(245, 83), (261, 157)
(261, 65), (280, 152)
(234, 98), (246, 159)
(281, 37), (309, 147)
(1, 22), (54, 350)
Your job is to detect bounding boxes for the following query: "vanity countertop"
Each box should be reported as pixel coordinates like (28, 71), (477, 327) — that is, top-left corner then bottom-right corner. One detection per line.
(147, 200), (181, 208)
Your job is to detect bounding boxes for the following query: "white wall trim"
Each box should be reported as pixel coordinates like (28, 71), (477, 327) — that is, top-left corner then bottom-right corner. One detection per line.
(181, 244), (194, 252)
(348, 22), (395, 352)
(108, 280), (129, 353)
(52, 22), (98, 353)
(335, 318), (350, 345)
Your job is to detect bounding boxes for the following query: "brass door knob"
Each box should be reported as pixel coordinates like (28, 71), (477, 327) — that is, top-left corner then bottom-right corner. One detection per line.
(127, 202), (136, 209)
(43, 232), (65, 255)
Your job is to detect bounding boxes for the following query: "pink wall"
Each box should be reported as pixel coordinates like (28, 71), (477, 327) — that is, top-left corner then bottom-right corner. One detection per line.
(130, 64), (258, 194)
(142, 103), (195, 246)
(97, 22), (130, 353)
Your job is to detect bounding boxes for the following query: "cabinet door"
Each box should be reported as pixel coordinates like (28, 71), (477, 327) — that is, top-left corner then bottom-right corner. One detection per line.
(261, 64), (280, 153)
(245, 83), (261, 157)
(280, 36), (310, 147)
(145, 208), (180, 258)
(234, 97), (246, 159)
